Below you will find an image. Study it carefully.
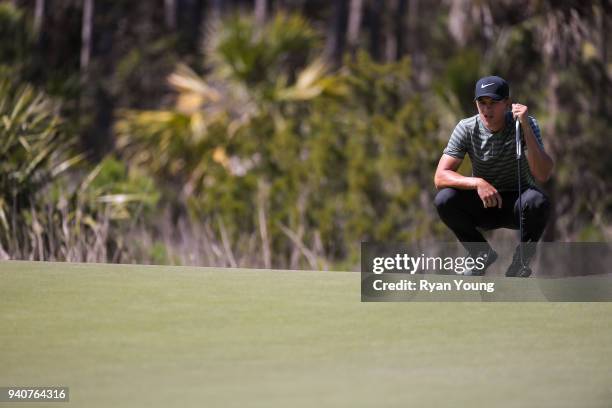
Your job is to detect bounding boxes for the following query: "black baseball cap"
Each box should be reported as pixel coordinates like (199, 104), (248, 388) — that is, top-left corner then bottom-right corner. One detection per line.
(474, 76), (509, 101)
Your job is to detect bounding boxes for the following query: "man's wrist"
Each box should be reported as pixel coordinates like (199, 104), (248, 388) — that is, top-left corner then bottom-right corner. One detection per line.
(470, 177), (481, 190)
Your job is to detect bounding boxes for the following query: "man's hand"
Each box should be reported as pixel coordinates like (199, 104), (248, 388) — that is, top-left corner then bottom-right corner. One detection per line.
(512, 103), (528, 124)
(475, 178), (502, 208)
(511, 102), (555, 183)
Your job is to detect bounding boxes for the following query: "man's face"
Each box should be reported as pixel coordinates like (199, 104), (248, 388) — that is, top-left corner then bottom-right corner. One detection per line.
(476, 97), (510, 132)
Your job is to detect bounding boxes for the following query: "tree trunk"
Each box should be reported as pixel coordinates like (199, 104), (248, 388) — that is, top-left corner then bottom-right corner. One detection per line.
(406, 0), (425, 86)
(79, 0), (115, 159)
(448, 0), (468, 47)
(80, 0), (94, 73)
(384, 0), (398, 61)
(164, 0), (177, 30)
(346, 0), (363, 54)
(366, 0), (383, 61)
(325, 0), (349, 66)
(394, 0), (407, 59)
(406, 0), (418, 55)
(177, 0), (205, 52)
(255, 0), (267, 26)
(33, 0), (45, 37)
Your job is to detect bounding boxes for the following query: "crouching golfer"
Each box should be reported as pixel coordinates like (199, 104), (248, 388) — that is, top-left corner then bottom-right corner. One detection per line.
(434, 76), (554, 277)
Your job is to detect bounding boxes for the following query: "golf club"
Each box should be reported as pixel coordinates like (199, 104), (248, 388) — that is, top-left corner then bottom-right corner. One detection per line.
(515, 118), (532, 277)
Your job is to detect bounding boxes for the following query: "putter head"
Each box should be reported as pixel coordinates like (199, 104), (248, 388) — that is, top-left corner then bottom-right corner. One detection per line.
(517, 265), (532, 278)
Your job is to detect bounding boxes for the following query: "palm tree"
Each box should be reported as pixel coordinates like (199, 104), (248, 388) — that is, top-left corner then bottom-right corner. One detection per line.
(115, 13), (344, 268)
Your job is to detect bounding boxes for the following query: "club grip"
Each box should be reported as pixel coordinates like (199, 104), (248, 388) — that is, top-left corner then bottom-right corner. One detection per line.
(515, 119), (522, 159)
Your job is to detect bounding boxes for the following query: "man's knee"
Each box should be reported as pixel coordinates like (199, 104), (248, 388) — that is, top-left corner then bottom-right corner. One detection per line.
(521, 189), (551, 220)
(434, 188), (460, 215)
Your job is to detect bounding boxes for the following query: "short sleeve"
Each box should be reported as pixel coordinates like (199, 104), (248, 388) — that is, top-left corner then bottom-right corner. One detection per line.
(525, 116), (544, 151)
(443, 120), (469, 159)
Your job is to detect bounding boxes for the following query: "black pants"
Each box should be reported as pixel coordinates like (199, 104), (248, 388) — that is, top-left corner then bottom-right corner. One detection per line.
(434, 187), (551, 254)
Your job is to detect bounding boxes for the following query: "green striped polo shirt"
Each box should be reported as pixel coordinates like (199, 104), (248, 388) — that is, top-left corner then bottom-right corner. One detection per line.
(443, 112), (544, 191)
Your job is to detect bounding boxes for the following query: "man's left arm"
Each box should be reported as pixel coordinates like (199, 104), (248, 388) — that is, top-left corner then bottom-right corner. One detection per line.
(512, 103), (554, 183)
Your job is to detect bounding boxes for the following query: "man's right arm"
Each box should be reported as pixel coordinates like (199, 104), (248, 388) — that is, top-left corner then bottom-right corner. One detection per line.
(434, 154), (478, 190)
(434, 154), (502, 208)
(439, 120), (477, 190)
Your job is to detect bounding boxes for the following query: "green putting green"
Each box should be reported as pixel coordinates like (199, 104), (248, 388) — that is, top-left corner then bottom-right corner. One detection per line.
(1, 261), (611, 407)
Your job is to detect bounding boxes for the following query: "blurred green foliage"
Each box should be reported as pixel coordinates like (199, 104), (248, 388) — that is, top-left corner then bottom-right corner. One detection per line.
(1, 2), (610, 266)
(117, 14), (444, 267)
(0, 3), (33, 79)
(0, 70), (156, 260)
(0, 76), (76, 229)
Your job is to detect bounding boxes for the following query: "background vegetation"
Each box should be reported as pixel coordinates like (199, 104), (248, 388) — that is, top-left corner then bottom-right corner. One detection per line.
(1, 0), (610, 269)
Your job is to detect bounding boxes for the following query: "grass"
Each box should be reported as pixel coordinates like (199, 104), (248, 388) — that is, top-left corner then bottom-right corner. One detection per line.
(1, 260), (611, 407)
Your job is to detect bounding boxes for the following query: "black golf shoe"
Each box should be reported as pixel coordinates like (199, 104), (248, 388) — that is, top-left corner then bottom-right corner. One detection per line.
(505, 242), (536, 277)
(461, 248), (498, 276)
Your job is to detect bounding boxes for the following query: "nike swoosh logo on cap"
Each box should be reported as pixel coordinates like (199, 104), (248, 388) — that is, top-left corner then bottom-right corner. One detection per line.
(481, 83), (495, 88)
